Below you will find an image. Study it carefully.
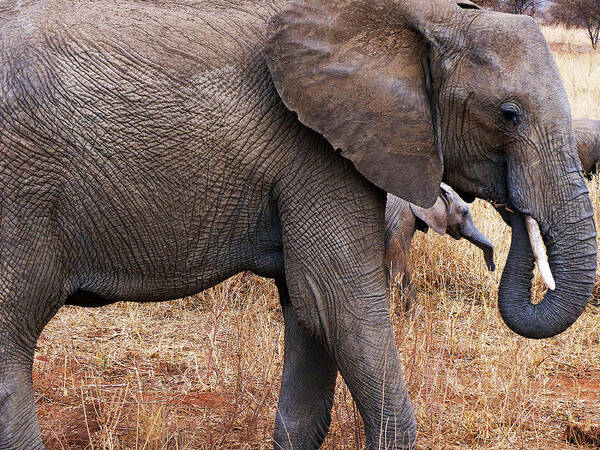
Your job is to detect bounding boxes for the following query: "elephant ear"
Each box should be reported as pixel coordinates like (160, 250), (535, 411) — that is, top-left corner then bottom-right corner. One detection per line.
(439, 182), (459, 205)
(411, 195), (448, 235)
(265, 0), (457, 208)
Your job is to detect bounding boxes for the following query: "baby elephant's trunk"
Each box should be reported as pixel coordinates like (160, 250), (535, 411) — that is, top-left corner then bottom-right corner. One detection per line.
(461, 220), (495, 272)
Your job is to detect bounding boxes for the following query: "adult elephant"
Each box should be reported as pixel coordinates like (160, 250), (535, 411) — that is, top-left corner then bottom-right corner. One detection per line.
(386, 184), (495, 309)
(0, 0), (596, 449)
(574, 118), (600, 177)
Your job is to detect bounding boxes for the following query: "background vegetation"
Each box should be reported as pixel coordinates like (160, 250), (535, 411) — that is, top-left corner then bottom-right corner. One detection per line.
(477, 0), (600, 49)
(34, 25), (600, 449)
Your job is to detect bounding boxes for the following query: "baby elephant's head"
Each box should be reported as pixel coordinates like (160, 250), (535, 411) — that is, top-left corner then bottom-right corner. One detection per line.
(412, 183), (496, 272)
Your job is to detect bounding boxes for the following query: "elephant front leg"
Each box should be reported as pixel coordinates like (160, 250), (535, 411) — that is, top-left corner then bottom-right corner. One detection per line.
(273, 278), (338, 450)
(279, 202), (416, 447)
(283, 272), (417, 449)
(337, 324), (416, 449)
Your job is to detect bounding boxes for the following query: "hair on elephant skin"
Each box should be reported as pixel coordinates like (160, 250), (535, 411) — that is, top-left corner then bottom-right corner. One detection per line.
(385, 184), (495, 311)
(0, 0), (596, 449)
(574, 118), (600, 178)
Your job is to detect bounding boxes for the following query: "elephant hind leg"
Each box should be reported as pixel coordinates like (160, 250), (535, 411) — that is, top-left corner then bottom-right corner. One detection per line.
(0, 358), (45, 450)
(273, 278), (338, 450)
(0, 243), (68, 449)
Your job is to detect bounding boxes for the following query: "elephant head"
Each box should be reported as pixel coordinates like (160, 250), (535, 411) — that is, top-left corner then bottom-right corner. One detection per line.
(574, 118), (600, 178)
(266, 0), (597, 339)
(411, 183), (495, 271)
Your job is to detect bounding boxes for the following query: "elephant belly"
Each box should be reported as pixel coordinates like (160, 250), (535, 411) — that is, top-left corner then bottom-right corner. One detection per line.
(70, 222), (284, 306)
(64, 170), (285, 305)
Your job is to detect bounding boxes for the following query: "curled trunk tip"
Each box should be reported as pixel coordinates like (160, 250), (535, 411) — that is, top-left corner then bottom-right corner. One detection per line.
(498, 209), (596, 339)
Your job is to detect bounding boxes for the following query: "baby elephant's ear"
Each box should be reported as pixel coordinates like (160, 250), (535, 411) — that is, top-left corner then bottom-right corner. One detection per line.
(265, 0), (450, 208)
(411, 196), (448, 236)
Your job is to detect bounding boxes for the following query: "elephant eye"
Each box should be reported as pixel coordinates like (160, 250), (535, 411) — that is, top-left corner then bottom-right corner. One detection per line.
(500, 102), (523, 126)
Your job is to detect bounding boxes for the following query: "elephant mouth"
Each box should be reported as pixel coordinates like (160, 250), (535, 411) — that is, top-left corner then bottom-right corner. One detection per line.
(448, 227), (461, 240)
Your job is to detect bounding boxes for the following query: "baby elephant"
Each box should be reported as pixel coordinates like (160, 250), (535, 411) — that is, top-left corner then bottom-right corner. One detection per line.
(574, 118), (600, 178)
(385, 183), (495, 307)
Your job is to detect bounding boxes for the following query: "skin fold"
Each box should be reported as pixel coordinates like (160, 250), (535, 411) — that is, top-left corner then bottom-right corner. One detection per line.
(0, 1), (596, 449)
(574, 118), (600, 178)
(386, 184), (495, 310)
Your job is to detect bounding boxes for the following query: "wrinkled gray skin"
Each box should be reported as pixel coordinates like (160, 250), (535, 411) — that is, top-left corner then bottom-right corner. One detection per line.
(0, 0), (596, 449)
(574, 119), (600, 178)
(386, 184), (495, 309)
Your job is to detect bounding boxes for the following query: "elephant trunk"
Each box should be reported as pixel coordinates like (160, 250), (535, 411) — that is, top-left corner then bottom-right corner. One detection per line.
(498, 195), (597, 339)
(461, 220), (495, 272)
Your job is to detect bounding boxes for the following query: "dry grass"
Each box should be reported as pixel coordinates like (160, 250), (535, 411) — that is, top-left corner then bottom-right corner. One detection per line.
(542, 26), (600, 120)
(34, 27), (600, 449)
(542, 25), (594, 53)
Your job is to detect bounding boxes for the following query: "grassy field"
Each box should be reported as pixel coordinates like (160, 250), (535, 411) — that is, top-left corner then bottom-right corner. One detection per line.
(34, 26), (600, 449)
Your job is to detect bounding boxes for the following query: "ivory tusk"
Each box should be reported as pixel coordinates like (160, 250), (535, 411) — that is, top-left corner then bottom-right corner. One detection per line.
(525, 215), (556, 291)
